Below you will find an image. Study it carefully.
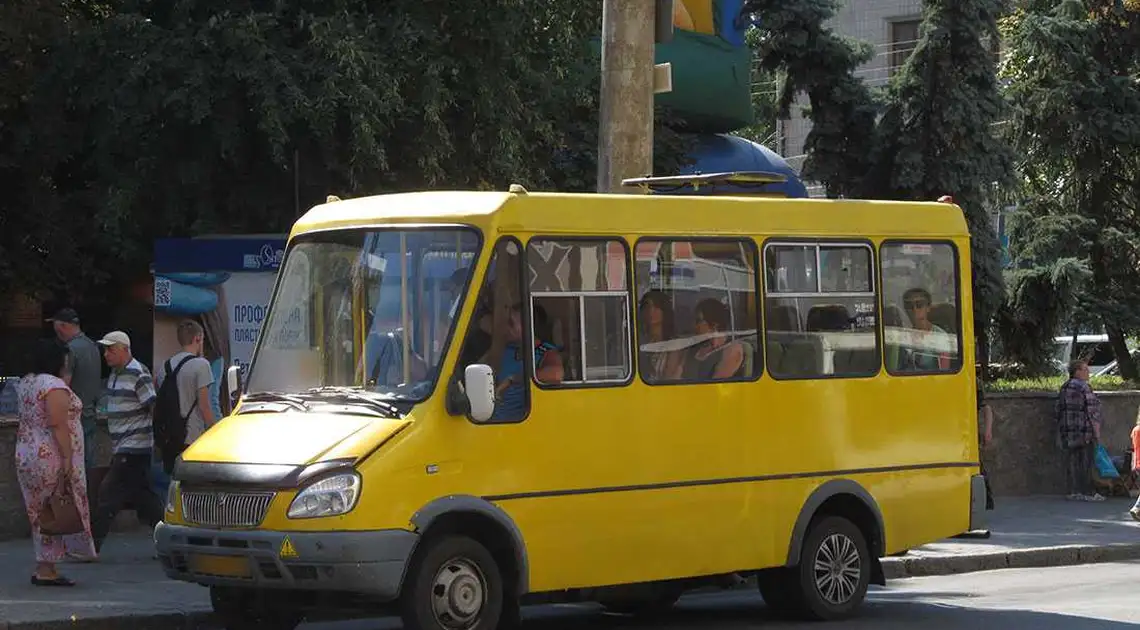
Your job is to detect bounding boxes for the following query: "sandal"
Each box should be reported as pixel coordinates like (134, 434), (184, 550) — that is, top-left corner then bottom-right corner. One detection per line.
(31, 575), (75, 587)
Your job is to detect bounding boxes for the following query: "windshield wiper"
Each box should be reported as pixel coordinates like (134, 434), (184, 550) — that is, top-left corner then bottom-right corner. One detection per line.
(239, 392), (310, 412)
(301, 387), (405, 418)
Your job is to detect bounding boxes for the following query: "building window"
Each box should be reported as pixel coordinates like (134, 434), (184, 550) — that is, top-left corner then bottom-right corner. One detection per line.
(763, 241), (880, 379)
(881, 241), (962, 375)
(634, 239), (761, 384)
(890, 19), (922, 76)
(527, 238), (632, 386)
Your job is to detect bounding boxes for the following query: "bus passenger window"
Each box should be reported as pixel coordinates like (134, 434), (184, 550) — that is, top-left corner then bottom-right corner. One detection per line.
(634, 239), (760, 384)
(881, 242), (961, 374)
(764, 242), (880, 379)
(527, 238), (631, 386)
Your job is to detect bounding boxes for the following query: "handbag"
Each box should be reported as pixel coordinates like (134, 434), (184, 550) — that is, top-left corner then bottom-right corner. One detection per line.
(37, 472), (85, 536)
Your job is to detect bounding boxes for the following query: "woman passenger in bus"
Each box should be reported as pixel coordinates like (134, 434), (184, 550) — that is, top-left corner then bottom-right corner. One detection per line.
(638, 290), (684, 382)
(682, 298), (746, 381)
(491, 303), (563, 421)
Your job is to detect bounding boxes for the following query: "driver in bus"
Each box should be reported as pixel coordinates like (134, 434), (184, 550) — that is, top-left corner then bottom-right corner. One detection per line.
(491, 303), (563, 421)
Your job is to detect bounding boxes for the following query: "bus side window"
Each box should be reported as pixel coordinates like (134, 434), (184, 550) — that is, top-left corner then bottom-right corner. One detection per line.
(527, 238), (632, 386)
(633, 238), (760, 384)
(763, 241), (880, 379)
(881, 241), (962, 374)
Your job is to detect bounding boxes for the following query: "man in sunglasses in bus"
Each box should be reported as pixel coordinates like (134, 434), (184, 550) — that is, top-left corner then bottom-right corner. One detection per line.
(899, 287), (951, 372)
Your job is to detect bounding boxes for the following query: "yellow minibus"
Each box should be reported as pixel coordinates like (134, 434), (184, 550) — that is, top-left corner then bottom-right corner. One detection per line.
(154, 184), (987, 630)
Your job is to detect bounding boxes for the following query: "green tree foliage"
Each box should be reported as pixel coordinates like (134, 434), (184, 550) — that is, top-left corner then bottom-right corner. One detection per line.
(865, 0), (1015, 354)
(999, 0), (1140, 377)
(1, 0), (692, 301)
(744, 0), (880, 198)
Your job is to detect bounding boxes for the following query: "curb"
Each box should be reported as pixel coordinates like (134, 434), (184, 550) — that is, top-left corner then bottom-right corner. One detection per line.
(880, 542), (1140, 579)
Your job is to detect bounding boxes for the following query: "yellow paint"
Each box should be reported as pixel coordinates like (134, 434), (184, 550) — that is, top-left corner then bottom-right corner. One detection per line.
(280, 536), (299, 559)
(673, 0), (695, 30)
(180, 411), (408, 465)
(678, 0), (715, 34)
(175, 189), (978, 595)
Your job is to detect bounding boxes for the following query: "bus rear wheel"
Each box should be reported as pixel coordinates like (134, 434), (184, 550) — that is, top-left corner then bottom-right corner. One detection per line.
(793, 515), (871, 620)
(400, 534), (515, 630)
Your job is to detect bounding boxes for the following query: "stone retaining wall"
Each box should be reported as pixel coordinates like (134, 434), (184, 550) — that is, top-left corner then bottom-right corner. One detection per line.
(983, 391), (1139, 497)
(2, 391), (1138, 541)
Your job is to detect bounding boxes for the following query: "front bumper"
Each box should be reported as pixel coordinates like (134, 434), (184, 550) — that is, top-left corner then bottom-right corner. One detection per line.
(154, 522), (418, 600)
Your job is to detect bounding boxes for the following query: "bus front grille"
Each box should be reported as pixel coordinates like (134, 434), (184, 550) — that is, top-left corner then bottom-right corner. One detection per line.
(181, 490), (275, 528)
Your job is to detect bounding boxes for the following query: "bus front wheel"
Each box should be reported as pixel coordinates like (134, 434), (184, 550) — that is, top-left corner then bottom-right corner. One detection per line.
(400, 534), (516, 630)
(792, 515), (871, 620)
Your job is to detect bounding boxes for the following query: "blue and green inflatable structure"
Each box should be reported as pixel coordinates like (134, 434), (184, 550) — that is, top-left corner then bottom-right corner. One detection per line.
(605, 0), (808, 198)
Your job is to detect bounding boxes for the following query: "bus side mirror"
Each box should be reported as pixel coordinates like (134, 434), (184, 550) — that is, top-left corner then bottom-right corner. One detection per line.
(222, 365), (242, 416)
(464, 364), (495, 423)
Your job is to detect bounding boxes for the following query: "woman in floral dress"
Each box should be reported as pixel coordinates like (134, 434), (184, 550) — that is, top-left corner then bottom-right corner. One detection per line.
(15, 339), (97, 586)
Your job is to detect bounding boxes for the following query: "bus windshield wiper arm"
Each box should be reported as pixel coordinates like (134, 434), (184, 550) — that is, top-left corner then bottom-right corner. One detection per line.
(240, 391), (310, 412)
(302, 387), (405, 418)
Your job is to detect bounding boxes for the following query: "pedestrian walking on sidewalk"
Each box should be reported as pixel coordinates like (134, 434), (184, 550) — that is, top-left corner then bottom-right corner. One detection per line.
(1055, 360), (1105, 502)
(90, 331), (165, 552)
(1130, 415), (1140, 521)
(15, 340), (97, 586)
(46, 308), (107, 563)
(153, 320), (216, 475)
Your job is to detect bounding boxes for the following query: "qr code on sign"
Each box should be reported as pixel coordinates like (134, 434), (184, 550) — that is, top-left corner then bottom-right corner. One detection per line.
(154, 278), (172, 307)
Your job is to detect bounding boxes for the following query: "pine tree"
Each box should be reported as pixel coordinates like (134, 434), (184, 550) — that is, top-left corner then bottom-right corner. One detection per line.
(998, 0), (1140, 378)
(865, 0), (1015, 358)
(745, 0), (880, 198)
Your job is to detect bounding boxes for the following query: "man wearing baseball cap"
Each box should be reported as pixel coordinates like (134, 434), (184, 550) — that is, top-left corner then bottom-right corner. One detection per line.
(46, 309), (107, 494)
(90, 330), (164, 552)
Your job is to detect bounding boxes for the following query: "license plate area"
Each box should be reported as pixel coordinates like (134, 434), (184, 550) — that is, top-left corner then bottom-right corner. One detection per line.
(188, 553), (253, 579)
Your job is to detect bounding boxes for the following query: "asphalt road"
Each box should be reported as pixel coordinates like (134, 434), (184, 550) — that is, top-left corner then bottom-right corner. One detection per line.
(299, 561), (1140, 629)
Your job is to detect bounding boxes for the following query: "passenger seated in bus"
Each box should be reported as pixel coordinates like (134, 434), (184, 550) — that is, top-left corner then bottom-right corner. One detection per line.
(682, 298), (746, 380)
(638, 289), (684, 382)
(899, 287), (951, 371)
(491, 303), (564, 421)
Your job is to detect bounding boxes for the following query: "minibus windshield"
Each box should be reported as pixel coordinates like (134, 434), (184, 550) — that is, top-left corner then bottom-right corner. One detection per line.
(245, 227), (480, 402)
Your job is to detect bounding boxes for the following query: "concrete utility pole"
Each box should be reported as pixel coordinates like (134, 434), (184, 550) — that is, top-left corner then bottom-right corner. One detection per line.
(596, 0), (657, 194)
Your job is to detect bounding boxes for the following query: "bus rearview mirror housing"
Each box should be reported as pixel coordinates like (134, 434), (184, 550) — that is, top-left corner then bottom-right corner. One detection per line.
(464, 364), (495, 423)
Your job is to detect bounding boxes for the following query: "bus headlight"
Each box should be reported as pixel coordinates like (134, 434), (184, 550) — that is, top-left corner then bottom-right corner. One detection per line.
(287, 473), (361, 519)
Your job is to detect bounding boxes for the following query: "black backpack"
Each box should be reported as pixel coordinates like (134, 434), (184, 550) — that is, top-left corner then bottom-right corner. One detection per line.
(153, 355), (198, 459)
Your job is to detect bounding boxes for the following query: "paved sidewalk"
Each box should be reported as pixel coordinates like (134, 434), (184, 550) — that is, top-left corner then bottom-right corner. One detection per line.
(0, 496), (1137, 629)
(880, 495), (1140, 578)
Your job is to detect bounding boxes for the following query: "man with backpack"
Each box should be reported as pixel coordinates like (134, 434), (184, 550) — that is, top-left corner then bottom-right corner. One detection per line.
(154, 320), (216, 475)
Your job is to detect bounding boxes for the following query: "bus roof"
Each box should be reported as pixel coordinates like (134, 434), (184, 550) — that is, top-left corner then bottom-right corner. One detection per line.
(291, 189), (970, 241)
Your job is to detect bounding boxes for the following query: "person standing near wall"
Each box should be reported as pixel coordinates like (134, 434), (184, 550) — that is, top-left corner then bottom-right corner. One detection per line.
(1055, 360), (1105, 502)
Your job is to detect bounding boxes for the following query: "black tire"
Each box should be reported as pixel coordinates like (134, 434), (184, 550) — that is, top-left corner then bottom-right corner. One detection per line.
(400, 535), (515, 630)
(209, 586), (303, 630)
(756, 567), (805, 617)
(792, 515), (871, 621)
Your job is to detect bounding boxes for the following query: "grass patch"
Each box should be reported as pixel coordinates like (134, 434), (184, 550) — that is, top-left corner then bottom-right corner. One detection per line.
(986, 375), (1138, 393)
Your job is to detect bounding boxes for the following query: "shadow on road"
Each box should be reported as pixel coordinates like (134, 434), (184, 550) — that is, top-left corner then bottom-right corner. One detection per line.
(305, 589), (1138, 630)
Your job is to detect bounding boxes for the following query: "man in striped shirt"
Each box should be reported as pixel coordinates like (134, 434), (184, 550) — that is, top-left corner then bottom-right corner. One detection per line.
(90, 330), (165, 552)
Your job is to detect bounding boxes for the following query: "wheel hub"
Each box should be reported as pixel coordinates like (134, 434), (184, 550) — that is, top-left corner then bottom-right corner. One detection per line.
(813, 532), (861, 606)
(431, 558), (487, 629)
